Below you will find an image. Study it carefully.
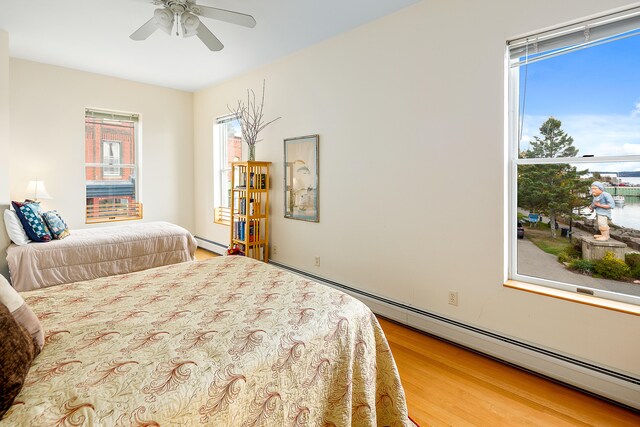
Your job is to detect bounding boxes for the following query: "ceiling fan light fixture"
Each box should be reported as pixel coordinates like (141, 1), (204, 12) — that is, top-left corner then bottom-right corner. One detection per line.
(131, 0), (256, 51)
(181, 12), (200, 38)
(153, 8), (175, 35)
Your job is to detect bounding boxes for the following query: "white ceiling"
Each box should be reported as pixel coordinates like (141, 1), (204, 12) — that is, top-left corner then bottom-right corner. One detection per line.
(0, 0), (421, 92)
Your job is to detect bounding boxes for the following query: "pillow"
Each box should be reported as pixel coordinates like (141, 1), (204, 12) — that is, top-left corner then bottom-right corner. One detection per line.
(0, 303), (38, 419)
(3, 209), (31, 245)
(42, 211), (70, 240)
(11, 201), (52, 243)
(0, 274), (44, 351)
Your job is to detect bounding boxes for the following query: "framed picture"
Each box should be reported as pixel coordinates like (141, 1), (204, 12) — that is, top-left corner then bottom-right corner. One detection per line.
(284, 134), (319, 222)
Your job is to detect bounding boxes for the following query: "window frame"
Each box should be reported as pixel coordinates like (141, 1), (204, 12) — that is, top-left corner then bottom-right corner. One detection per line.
(214, 115), (242, 225)
(506, 9), (640, 306)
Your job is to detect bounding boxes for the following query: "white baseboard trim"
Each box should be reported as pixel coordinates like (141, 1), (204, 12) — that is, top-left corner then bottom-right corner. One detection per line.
(269, 260), (640, 411)
(194, 236), (226, 255)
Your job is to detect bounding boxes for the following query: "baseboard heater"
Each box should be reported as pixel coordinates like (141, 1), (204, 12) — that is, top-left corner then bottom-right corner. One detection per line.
(194, 236), (227, 255)
(268, 260), (640, 412)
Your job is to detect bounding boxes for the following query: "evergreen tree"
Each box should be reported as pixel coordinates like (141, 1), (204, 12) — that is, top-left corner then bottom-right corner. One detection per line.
(518, 117), (589, 238)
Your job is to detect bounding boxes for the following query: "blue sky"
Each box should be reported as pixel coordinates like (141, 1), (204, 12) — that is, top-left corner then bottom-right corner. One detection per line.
(522, 35), (640, 116)
(519, 33), (640, 165)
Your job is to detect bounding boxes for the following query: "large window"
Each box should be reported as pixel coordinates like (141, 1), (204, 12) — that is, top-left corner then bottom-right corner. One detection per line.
(85, 109), (141, 223)
(508, 8), (640, 305)
(213, 115), (242, 225)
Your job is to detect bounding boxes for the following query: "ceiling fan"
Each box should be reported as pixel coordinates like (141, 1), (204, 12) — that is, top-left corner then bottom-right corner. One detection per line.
(130, 0), (256, 51)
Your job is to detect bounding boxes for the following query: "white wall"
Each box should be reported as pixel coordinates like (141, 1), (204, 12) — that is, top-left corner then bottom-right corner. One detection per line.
(194, 0), (640, 376)
(0, 31), (10, 279)
(9, 59), (194, 231)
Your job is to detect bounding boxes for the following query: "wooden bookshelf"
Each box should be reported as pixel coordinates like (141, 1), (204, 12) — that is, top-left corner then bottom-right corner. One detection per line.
(229, 161), (271, 262)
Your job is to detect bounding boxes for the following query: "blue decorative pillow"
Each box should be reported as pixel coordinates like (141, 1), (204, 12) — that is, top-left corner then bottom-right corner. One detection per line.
(42, 211), (70, 240)
(11, 201), (52, 243)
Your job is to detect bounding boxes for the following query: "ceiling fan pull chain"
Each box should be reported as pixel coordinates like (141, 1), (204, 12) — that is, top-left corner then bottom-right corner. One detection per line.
(175, 13), (180, 36)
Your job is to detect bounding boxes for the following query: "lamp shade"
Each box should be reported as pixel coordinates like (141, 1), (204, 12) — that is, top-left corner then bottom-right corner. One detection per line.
(154, 7), (175, 35)
(181, 12), (200, 38)
(25, 180), (52, 200)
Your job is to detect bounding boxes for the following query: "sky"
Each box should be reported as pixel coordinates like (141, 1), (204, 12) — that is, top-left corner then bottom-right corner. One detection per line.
(518, 32), (640, 170)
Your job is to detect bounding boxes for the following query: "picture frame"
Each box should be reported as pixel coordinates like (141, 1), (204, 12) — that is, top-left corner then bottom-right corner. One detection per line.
(284, 134), (319, 222)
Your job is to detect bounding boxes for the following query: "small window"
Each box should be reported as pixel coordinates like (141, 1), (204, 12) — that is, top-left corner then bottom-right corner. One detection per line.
(102, 141), (122, 177)
(85, 109), (142, 223)
(213, 115), (242, 225)
(508, 8), (640, 305)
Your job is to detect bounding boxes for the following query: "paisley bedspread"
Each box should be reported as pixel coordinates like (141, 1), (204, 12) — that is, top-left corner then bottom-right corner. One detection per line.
(6, 256), (409, 426)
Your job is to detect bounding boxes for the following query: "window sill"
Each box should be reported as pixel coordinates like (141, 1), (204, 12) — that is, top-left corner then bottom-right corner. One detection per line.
(504, 280), (640, 316)
(86, 216), (142, 224)
(214, 206), (231, 226)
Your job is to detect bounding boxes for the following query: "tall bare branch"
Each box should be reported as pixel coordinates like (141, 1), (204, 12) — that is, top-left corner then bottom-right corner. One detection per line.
(227, 80), (281, 147)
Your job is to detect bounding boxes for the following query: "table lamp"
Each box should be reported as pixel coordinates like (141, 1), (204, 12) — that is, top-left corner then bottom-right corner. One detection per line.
(25, 180), (53, 202)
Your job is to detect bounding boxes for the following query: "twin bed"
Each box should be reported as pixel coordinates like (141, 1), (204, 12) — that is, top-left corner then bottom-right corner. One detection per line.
(4, 255), (409, 425)
(6, 221), (197, 292)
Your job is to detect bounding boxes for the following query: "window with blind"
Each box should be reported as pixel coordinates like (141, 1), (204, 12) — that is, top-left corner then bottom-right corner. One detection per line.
(85, 109), (142, 223)
(213, 115), (242, 225)
(508, 7), (640, 305)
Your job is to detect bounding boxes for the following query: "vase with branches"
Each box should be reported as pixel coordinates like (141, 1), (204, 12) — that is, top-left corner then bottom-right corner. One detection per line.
(228, 80), (281, 161)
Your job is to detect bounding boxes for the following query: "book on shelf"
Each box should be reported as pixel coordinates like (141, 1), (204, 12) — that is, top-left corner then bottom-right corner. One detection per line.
(233, 219), (261, 243)
(246, 173), (267, 189)
(254, 219), (261, 242)
(233, 220), (245, 241)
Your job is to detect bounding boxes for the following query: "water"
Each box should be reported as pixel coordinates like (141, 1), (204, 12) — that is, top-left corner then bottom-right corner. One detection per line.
(619, 177), (640, 186)
(611, 197), (640, 230)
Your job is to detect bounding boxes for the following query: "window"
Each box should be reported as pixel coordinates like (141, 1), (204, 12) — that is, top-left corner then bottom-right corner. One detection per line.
(508, 8), (640, 305)
(102, 141), (121, 176)
(213, 115), (242, 225)
(85, 109), (142, 223)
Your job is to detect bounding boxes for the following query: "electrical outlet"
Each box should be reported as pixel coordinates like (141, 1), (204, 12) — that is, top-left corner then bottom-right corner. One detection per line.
(314, 256), (321, 267)
(272, 245), (278, 255)
(448, 291), (458, 306)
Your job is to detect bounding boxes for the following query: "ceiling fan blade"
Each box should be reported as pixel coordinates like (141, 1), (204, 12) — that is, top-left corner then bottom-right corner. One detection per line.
(195, 6), (256, 28)
(130, 17), (159, 40)
(196, 22), (224, 51)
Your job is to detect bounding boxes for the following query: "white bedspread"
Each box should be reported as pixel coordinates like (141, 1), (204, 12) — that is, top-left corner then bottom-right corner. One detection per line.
(7, 221), (197, 291)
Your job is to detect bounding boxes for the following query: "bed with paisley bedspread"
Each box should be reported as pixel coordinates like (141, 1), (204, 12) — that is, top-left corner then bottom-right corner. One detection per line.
(4, 256), (409, 426)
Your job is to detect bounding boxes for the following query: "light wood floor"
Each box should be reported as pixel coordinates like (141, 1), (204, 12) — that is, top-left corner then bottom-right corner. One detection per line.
(194, 250), (639, 426)
(378, 317), (640, 427)
(195, 247), (219, 260)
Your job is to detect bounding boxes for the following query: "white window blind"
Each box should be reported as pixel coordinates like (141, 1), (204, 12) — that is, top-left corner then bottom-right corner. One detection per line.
(85, 109), (139, 122)
(509, 7), (640, 66)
